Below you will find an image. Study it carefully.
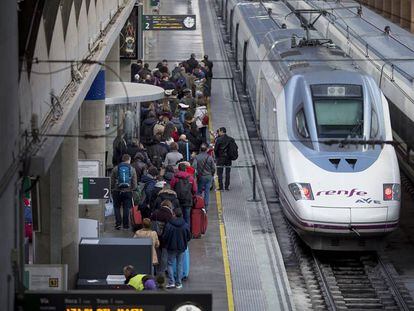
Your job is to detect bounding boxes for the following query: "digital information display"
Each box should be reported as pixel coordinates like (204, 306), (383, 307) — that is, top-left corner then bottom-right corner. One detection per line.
(16, 291), (212, 311)
(143, 15), (196, 31)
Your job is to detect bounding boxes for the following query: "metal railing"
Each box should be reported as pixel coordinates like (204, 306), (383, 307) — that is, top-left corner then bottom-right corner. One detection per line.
(216, 164), (260, 202)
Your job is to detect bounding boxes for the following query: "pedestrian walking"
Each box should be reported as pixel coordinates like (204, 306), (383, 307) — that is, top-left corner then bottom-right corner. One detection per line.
(214, 127), (238, 191)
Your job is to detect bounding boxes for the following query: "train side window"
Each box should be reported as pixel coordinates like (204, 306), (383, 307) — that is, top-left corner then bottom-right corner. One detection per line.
(370, 109), (379, 138)
(296, 109), (310, 138)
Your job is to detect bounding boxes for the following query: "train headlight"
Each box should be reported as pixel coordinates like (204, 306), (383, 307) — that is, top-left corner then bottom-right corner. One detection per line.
(383, 183), (401, 201)
(289, 183), (314, 201)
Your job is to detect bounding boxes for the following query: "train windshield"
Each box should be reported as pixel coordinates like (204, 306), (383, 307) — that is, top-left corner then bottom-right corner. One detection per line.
(314, 99), (363, 138)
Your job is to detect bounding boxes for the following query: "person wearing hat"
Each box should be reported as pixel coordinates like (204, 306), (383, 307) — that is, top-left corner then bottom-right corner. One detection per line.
(123, 265), (155, 291)
(178, 103), (190, 124)
(181, 88), (196, 113)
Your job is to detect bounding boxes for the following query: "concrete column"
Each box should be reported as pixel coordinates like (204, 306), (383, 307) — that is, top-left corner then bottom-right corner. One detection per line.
(79, 70), (106, 226)
(383, 0), (392, 18)
(106, 37), (120, 82)
(401, 0), (411, 28)
(392, 0), (401, 23)
(34, 117), (79, 288)
(60, 116), (79, 288)
(0, 0), (20, 308)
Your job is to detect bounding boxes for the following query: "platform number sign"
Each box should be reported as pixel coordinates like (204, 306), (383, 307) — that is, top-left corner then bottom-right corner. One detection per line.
(143, 15), (196, 31)
(82, 177), (110, 200)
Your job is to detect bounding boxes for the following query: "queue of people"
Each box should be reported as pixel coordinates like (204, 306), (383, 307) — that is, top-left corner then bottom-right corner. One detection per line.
(111, 54), (238, 290)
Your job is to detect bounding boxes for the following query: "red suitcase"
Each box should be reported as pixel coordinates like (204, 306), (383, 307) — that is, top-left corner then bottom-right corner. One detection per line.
(191, 208), (208, 238)
(193, 195), (205, 210)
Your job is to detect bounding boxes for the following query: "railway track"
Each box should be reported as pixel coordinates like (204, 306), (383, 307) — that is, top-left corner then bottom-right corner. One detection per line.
(213, 2), (414, 310)
(311, 251), (414, 310)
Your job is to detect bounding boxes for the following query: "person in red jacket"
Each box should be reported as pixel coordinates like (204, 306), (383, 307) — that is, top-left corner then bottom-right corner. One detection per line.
(170, 162), (197, 224)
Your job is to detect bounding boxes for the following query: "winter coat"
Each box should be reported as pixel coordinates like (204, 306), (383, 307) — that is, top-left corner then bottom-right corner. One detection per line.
(162, 217), (191, 252)
(187, 57), (198, 73)
(214, 134), (234, 166)
(112, 136), (128, 167)
(178, 140), (190, 161)
(163, 151), (183, 167)
(146, 142), (169, 169)
(193, 152), (216, 177)
(134, 229), (160, 264)
(150, 206), (174, 247)
(170, 171), (197, 197)
(140, 174), (157, 203)
(131, 159), (147, 182)
(153, 189), (180, 211)
(140, 117), (157, 145)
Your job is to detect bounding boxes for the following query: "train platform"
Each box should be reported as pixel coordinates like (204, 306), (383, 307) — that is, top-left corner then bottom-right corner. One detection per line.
(106, 0), (294, 310)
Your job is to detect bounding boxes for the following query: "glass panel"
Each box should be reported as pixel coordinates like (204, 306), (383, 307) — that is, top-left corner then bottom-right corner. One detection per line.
(314, 99), (363, 138)
(370, 109), (379, 138)
(296, 109), (309, 138)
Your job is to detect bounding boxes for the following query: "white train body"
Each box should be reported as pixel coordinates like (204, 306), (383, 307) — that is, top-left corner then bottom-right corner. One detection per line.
(224, 0), (401, 249)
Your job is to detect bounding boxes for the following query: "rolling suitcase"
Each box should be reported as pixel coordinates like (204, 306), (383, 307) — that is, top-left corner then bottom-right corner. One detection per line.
(173, 246), (190, 281)
(191, 195), (208, 238)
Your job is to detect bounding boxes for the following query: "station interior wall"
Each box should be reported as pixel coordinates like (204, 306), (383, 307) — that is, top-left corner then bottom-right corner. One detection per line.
(361, 0), (414, 32)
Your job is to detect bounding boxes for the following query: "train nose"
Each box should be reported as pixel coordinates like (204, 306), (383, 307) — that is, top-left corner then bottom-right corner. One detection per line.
(350, 207), (388, 234)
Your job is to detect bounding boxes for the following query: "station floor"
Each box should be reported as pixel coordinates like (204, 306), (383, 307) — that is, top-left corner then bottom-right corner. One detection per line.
(108, 0), (293, 310)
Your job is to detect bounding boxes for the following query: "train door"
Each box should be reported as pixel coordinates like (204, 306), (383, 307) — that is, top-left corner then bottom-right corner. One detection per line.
(242, 40), (248, 92)
(229, 9), (234, 48)
(235, 23), (239, 66)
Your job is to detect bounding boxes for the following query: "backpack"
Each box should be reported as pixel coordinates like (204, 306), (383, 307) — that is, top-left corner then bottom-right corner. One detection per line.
(118, 163), (132, 188)
(174, 176), (193, 206)
(202, 114), (209, 126)
(176, 76), (186, 89)
(133, 182), (147, 207)
(226, 139), (238, 161)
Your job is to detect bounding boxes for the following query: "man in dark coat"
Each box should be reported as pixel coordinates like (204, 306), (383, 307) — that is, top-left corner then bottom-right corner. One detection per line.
(140, 166), (158, 218)
(131, 59), (143, 82)
(112, 130), (128, 167)
(214, 127), (235, 191)
(140, 111), (157, 146)
(162, 208), (191, 289)
(150, 200), (174, 276)
(186, 53), (198, 73)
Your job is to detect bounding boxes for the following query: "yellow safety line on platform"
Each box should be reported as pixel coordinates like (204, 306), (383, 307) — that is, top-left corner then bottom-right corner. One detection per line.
(207, 101), (235, 311)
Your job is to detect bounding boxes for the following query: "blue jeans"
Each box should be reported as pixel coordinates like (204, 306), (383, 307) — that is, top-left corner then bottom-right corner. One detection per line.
(197, 175), (212, 210)
(156, 247), (168, 276)
(167, 250), (185, 286)
(113, 191), (132, 228)
(182, 206), (191, 225)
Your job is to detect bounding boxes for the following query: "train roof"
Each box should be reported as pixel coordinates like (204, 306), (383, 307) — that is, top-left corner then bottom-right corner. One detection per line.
(303, 0), (414, 81)
(236, 1), (300, 46)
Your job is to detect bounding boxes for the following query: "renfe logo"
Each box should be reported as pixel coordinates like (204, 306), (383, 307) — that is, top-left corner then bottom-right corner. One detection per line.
(316, 188), (367, 197)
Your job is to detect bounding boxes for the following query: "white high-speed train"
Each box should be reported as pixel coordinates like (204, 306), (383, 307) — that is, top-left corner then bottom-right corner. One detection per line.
(223, 0), (401, 250)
